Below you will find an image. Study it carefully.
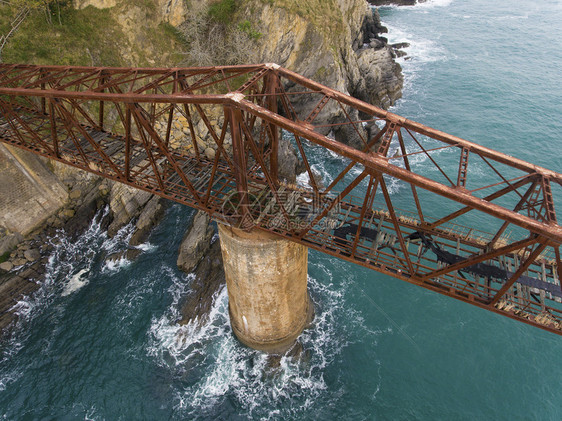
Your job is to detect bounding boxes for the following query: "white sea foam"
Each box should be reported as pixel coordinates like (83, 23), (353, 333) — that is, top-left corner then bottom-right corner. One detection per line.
(0, 208), (134, 393)
(147, 262), (384, 419)
(61, 268), (89, 296)
(417, 0), (453, 8)
(135, 242), (157, 252)
(102, 256), (131, 273)
(384, 23), (449, 66)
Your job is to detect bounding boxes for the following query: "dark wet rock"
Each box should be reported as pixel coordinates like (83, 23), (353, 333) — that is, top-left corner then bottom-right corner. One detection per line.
(24, 249), (40, 262)
(369, 38), (385, 49)
(368, 0), (421, 6)
(104, 245), (147, 267)
(0, 233), (23, 257)
(179, 240), (225, 326)
(125, 248), (143, 261)
(391, 42), (410, 49)
(177, 210), (215, 274)
(0, 260), (44, 332)
(278, 137), (304, 183)
(64, 180), (106, 239)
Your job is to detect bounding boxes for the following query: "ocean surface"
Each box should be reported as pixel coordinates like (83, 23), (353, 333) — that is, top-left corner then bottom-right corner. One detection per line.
(1, 0), (561, 419)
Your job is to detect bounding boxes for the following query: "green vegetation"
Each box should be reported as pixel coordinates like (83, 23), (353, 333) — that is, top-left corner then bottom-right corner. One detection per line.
(0, 1), (184, 67)
(208, 0), (237, 24)
(1, 5), (125, 65)
(238, 19), (261, 40)
(0, 251), (10, 265)
(181, 0), (259, 66)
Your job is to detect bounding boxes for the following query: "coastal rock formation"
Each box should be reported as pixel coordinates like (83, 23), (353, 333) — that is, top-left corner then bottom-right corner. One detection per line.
(178, 240), (225, 326)
(74, 0), (188, 26)
(107, 183), (153, 237)
(177, 210), (215, 274)
(176, 211), (225, 327)
(240, 0), (402, 148)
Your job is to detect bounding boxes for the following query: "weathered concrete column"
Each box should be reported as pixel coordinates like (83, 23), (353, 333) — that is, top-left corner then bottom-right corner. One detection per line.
(218, 224), (313, 354)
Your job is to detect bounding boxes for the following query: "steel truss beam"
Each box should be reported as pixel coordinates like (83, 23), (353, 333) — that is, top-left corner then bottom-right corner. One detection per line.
(1, 63), (561, 335)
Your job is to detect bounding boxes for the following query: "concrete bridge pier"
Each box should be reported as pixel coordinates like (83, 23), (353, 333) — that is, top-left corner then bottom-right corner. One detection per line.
(218, 224), (313, 354)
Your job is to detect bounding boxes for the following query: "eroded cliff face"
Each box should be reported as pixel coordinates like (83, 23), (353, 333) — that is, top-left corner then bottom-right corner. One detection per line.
(72, 0), (402, 113)
(74, 0), (188, 26)
(237, 0), (402, 147)
(246, 0), (401, 107)
(72, 0), (187, 66)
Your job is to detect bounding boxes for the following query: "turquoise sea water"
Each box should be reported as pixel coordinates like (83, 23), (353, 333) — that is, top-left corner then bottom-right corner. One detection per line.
(1, 0), (561, 419)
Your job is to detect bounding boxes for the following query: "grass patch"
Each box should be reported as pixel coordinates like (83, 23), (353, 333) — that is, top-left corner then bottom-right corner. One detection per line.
(255, 0), (346, 36)
(0, 251), (10, 265)
(1, 5), (127, 66)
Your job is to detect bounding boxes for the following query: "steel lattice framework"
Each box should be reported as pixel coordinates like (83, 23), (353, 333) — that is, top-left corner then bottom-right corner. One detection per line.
(1, 63), (561, 335)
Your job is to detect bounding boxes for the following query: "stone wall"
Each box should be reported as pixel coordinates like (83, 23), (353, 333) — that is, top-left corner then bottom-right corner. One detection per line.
(0, 145), (67, 247)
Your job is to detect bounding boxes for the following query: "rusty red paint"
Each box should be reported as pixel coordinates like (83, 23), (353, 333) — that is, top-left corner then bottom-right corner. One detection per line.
(1, 63), (561, 335)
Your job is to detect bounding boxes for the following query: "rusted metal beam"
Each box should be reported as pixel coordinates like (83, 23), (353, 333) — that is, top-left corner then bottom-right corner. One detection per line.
(235, 97), (562, 244)
(489, 242), (548, 306)
(1, 63), (562, 335)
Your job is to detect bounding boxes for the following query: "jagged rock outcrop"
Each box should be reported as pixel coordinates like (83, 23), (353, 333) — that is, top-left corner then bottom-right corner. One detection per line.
(178, 240), (225, 326)
(74, 0), (188, 26)
(238, 0), (402, 148)
(107, 183), (153, 237)
(177, 210), (215, 273)
(175, 210), (225, 327)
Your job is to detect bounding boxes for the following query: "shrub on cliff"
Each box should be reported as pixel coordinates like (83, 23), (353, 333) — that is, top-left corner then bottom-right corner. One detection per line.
(180, 0), (258, 66)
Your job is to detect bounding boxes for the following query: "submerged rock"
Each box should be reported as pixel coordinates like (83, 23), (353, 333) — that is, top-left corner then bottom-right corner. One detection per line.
(179, 240), (225, 326)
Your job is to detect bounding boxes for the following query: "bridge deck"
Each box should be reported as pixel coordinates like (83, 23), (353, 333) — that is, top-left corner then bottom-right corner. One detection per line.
(1, 107), (561, 334)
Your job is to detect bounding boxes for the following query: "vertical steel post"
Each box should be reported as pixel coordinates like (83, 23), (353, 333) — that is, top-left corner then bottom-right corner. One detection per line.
(227, 105), (249, 215)
(125, 106), (131, 181)
(98, 74), (105, 130)
(264, 70), (279, 185)
(48, 99), (59, 158)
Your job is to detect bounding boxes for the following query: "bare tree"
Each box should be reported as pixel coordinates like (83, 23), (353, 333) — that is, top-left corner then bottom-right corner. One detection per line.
(180, 1), (258, 66)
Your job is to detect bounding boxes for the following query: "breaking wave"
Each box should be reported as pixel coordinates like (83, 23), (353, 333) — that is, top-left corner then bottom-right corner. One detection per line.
(148, 261), (384, 420)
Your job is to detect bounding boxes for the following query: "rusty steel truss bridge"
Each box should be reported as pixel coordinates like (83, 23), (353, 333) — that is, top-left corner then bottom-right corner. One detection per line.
(0, 63), (561, 335)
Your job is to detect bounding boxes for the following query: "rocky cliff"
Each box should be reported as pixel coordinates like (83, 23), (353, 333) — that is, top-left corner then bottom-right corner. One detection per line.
(239, 0), (402, 147)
